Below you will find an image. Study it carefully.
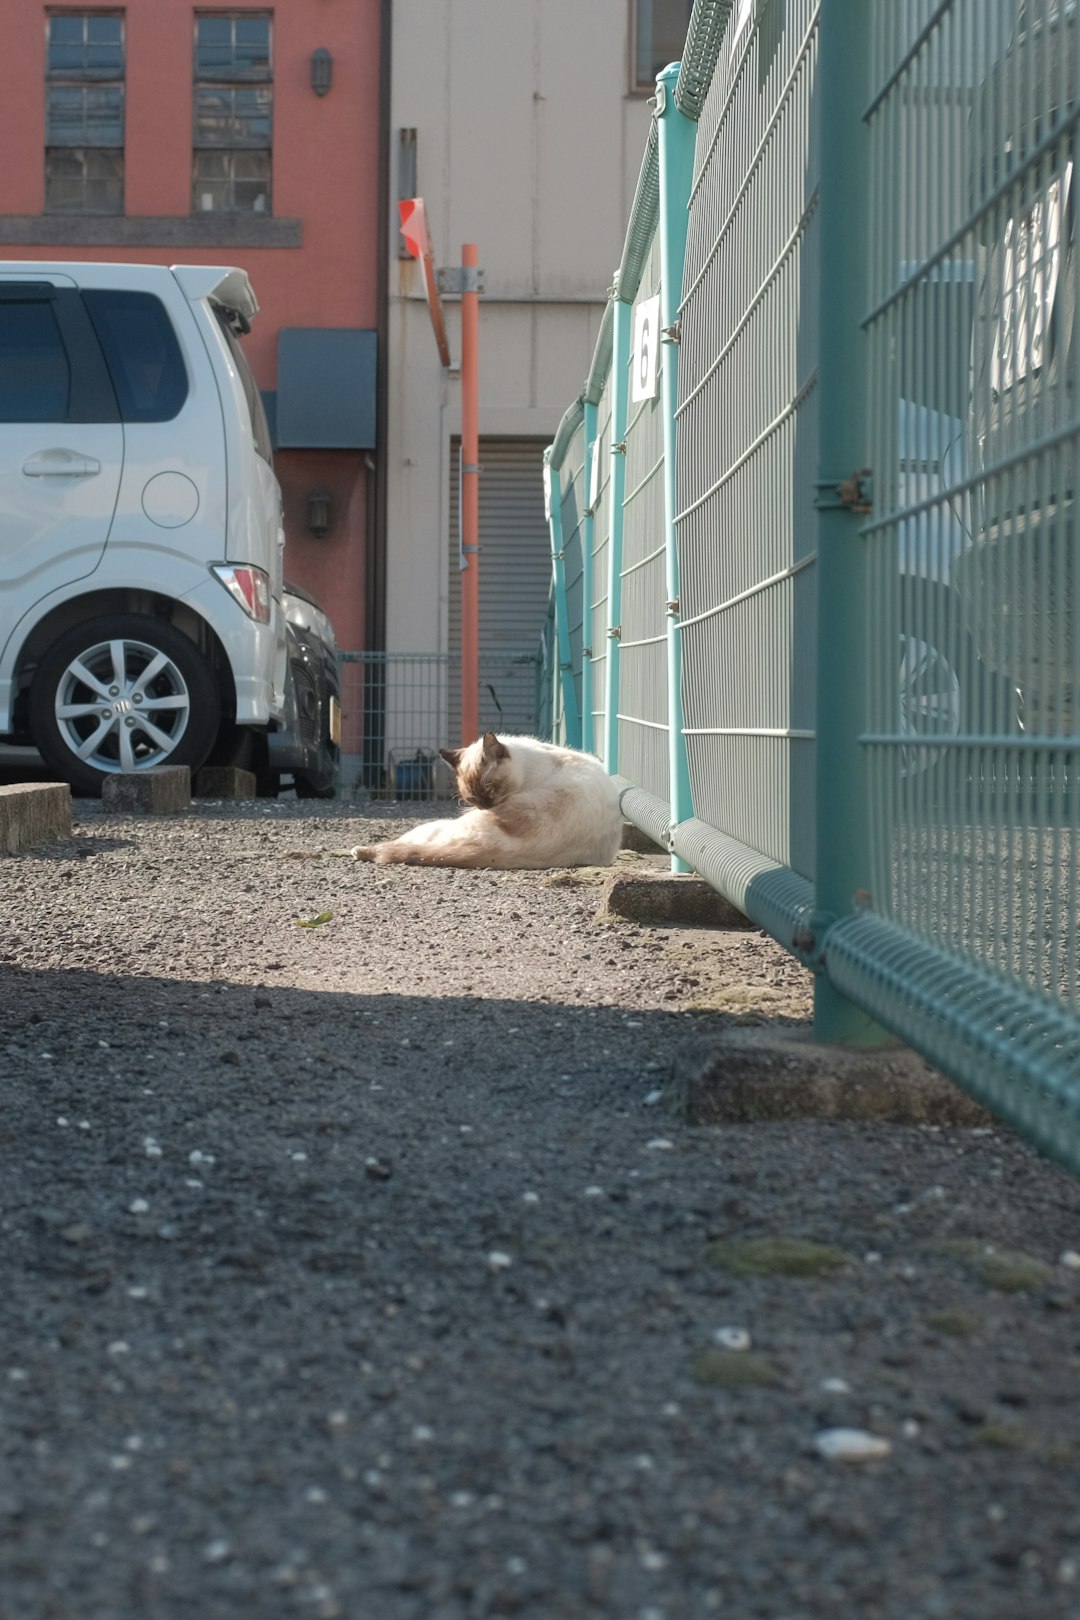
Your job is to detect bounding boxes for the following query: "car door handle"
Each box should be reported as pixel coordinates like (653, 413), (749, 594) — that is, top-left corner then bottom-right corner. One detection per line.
(22, 449), (102, 478)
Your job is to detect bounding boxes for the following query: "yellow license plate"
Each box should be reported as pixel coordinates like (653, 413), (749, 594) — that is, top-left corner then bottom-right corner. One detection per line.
(329, 695), (341, 746)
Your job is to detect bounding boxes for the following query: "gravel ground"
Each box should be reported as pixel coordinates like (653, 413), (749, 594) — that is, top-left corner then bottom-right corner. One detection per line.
(4, 795), (1080, 1620)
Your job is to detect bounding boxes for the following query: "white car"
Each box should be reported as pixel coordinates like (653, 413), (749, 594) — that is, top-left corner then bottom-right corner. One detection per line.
(0, 259), (331, 795)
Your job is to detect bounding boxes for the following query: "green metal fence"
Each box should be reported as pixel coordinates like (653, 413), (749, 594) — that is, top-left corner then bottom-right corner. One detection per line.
(543, 0), (1080, 1169)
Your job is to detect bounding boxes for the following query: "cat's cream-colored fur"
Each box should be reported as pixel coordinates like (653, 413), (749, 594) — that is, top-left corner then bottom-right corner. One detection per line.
(351, 733), (623, 869)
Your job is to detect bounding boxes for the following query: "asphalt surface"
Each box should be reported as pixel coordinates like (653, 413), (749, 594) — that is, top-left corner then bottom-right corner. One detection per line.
(4, 795), (1080, 1620)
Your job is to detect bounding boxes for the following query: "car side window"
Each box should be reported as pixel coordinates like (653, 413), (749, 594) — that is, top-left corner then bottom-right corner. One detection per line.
(215, 308), (274, 464)
(81, 289), (189, 422)
(0, 300), (71, 422)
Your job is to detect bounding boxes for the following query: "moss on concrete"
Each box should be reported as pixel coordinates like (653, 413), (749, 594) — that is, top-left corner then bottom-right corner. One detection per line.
(942, 1240), (1055, 1294)
(692, 1349), (781, 1388)
(704, 1237), (853, 1278)
(925, 1306), (982, 1338)
(970, 1422), (1026, 1449)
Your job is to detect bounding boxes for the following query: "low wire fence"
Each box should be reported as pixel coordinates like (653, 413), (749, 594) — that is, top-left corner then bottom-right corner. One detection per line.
(338, 651), (543, 798)
(542, 0), (1080, 1172)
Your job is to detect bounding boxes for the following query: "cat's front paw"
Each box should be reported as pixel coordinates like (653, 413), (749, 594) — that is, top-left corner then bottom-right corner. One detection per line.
(351, 845), (376, 862)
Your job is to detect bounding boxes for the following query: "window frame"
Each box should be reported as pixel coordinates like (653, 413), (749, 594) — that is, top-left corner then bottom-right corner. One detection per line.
(44, 10), (125, 215)
(629, 0), (694, 95)
(192, 11), (273, 216)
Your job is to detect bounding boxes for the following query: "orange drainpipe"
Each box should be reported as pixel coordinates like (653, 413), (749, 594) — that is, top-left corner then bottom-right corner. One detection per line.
(460, 242), (480, 745)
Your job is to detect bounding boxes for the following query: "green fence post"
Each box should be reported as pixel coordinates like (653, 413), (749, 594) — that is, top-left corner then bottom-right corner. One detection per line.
(581, 398), (598, 757)
(812, 0), (887, 1045)
(544, 450), (582, 750)
(655, 60), (696, 874)
(603, 290), (632, 776)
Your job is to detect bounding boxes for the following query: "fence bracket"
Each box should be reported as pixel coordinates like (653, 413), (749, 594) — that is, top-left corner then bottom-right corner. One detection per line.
(792, 910), (839, 971)
(837, 468), (873, 514)
(661, 321), (682, 344)
(437, 265), (486, 295)
(612, 441), (627, 455)
(608, 625), (622, 640)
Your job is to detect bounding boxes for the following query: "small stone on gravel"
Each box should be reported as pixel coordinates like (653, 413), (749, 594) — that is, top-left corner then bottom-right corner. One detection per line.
(815, 1429), (892, 1462)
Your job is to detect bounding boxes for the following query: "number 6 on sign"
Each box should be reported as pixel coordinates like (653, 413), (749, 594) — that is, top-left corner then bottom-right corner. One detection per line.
(631, 293), (661, 403)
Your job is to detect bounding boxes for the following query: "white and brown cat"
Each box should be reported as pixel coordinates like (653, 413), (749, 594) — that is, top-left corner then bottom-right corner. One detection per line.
(351, 733), (623, 869)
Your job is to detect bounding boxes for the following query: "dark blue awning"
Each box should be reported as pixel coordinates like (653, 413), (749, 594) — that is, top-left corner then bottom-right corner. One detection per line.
(273, 327), (377, 449)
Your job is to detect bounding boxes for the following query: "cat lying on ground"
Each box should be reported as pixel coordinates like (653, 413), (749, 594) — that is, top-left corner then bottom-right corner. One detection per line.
(351, 732), (623, 870)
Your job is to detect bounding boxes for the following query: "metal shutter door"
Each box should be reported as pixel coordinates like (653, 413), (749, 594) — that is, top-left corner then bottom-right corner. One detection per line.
(448, 437), (551, 739)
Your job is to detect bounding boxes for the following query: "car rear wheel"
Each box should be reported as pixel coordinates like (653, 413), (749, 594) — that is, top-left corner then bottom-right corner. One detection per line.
(29, 614), (220, 797)
(898, 630), (962, 779)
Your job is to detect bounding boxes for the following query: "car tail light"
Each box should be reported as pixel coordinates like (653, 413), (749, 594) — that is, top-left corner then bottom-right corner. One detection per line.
(212, 564), (272, 624)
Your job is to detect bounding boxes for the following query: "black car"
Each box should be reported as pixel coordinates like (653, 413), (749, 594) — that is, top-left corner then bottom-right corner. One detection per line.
(263, 582), (341, 798)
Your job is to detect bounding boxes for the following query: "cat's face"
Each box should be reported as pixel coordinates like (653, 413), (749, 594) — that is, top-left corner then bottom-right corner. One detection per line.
(440, 732), (511, 807)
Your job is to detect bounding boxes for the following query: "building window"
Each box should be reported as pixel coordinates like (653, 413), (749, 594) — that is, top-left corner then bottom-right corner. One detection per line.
(631, 0), (693, 92)
(45, 12), (125, 214)
(193, 13), (272, 214)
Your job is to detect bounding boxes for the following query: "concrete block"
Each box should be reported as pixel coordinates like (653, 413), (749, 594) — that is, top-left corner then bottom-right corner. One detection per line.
(101, 766), (191, 814)
(600, 870), (751, 929)
(0, 783), (72, 854)
(668, 1025), (992, 1127)
(194, 766), (257, 800)
(621, 821), (665, 854)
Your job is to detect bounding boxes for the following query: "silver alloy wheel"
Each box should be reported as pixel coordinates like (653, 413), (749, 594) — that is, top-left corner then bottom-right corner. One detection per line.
(898, 632), (962, 777)
(53, 636), (192, 774)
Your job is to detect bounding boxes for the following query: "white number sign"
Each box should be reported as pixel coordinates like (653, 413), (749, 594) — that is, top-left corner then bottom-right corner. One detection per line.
(631, 293), (661, 403)
(588, 436), (602, 508)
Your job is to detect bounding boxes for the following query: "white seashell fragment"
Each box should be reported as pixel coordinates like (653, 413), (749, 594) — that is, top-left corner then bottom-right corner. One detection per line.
(713, 1327), (751, 1352)
(815, 1427), (892, 1462)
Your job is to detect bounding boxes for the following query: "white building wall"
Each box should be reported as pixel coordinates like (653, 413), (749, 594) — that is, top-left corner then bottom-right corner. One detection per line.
(387, 0), (654, 654)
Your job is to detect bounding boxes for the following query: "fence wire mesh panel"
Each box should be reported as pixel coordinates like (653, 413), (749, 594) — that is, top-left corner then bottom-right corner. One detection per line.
(832, 0), (1080, 1162)
(676, 0), (820, 880)
(863, 0), (1079, 1014)
(538, 607), (557, 744)
(339, 652), (540, 800)
(539, 0), (1080, 1167)
(618, 231), (671, 802)
(559, 428), (587, 734)
(590, 387), (614, 762)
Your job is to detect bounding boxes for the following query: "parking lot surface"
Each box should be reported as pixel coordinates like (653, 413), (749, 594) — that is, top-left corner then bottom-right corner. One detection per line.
(4, 797), (1080, 1619)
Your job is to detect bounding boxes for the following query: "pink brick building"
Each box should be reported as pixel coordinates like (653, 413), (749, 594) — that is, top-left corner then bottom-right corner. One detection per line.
(0, 1), (384, 667)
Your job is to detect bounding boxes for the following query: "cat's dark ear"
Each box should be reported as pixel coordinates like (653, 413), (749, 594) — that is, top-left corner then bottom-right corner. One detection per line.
(439, 747), (461, 767)
(482, 731), (509, 760)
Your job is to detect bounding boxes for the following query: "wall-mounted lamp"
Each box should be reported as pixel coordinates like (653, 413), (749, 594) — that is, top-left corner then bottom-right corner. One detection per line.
(310, 47), (333, 96)
(307, 491), (331, 537)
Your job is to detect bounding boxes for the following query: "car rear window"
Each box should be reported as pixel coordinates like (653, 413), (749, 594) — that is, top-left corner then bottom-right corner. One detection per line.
(215, 307), (274, 464)
(0, 301), (70, 421)
(82, 289), (188, 422)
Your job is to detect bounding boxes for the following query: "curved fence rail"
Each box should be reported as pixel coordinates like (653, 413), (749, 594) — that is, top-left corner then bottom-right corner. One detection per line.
(542, 0), (1080, 1174)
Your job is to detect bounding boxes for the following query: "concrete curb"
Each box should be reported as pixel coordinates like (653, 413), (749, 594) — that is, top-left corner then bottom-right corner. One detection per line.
(600, 870), (752, 929)
(621, 821), (665, 855)
(0, 783), (72, 854)
(194, 766), (257, 799)
(101, 766), (191, 814)
(668, 1024), (993, 1127)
